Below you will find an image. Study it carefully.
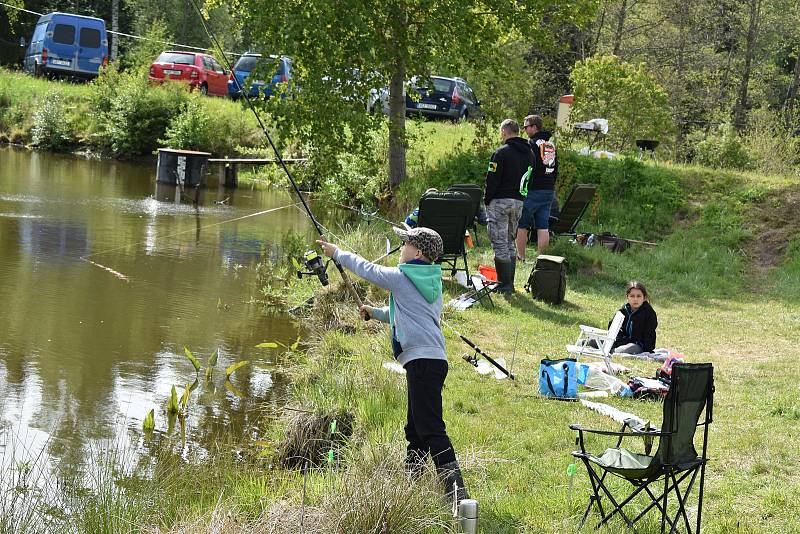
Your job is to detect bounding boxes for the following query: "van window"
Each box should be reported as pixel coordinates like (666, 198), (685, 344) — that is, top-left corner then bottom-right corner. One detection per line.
(53, 24), (76, 45)
(79, 27), (101, 48)
(32, 23), (47, 43)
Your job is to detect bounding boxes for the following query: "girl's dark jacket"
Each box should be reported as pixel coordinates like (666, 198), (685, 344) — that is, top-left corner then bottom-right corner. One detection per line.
(611, 301), (658, 352)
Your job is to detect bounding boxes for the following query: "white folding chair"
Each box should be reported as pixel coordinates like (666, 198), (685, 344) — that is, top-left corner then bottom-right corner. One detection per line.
(566, 311), (625, 373)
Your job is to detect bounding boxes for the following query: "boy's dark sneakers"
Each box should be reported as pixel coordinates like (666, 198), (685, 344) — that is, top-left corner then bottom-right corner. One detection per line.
(437, 460), (469, 503)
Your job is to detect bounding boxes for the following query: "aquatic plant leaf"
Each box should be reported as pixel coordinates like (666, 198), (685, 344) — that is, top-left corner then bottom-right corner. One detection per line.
(167, 385), (180, 414)
(188, 377), (199, 392)
(183, 347), (201, 373)
(290, 336), (301, 351)
(205, 367), (213, 381)
(224, 379), (245, 397)
(255, 342), (279, 349)
(226, 360), (250, 378)
(207, 348), (219, 367)
(180, 382), (191, 410)
(143, 409), (155, 433)
(167, 412), (177, 434)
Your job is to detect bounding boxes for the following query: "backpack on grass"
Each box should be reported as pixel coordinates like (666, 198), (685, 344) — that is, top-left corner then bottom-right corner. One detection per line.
(524, 255), (567, 304)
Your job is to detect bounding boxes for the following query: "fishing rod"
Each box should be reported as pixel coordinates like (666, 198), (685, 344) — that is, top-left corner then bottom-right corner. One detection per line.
(441, 320), (515, 380)
(188, 4), (513, 380)
(187, 0), (363, 308)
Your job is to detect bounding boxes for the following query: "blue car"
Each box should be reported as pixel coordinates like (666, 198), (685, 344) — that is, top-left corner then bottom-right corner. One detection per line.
(227, 53), (292, 99)
(24, 12), (108, 79)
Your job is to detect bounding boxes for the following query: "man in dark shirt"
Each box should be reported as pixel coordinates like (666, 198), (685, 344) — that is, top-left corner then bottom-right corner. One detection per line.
(484, 119), (531, 293)
(516, 114), (557, 261)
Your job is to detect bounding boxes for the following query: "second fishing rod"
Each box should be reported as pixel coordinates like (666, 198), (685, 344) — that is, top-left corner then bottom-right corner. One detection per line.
(187, 0), (363, 308)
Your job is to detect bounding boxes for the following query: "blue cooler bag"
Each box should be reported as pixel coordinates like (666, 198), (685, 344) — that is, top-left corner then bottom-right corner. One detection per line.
(539, 358), (578, 399)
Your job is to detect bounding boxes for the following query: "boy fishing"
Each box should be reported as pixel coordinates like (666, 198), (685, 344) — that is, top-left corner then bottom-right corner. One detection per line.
(316, 226), (469, 503)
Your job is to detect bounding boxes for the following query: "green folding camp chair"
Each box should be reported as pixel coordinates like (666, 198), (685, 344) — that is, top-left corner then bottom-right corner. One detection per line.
(570, 363), (714, 533)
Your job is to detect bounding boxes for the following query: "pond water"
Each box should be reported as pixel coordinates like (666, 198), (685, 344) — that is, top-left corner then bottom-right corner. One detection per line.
(0, 147), (319, 475)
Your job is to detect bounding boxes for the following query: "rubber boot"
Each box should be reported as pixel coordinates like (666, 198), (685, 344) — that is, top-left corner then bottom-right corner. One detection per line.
(437, 460), (469, 504)
(494, 258), (513, 293)
(508, 257), (517, 294)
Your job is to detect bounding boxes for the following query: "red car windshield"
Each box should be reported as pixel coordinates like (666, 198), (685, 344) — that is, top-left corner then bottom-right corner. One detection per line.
(156, 52), (195, 65)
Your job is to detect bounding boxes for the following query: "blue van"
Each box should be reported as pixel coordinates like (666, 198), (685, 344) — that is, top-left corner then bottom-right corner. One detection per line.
(228, 53), (292, 99)
(24, 12), (108, 79)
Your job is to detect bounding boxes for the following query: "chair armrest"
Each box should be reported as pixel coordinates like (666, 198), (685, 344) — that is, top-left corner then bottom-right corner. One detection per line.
(569, 424), (667, 438)
(579, 325), (608, 335)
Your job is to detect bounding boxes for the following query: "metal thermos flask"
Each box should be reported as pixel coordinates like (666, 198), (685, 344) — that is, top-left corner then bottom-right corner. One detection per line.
(457, 499), (479, 534)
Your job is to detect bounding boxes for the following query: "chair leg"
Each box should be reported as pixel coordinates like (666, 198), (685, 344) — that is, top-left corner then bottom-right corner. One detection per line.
(696, 460), (707, 534)
(463, 252), (472, 288)
(660, 471), (669, 533)
(670, 468), (700, 534)
(594, 474), (639, 530)
(638, 484), (679, 532)
(578, 459), (605, 528)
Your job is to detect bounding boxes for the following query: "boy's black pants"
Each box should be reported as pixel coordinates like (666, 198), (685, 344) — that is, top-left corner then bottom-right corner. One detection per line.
(404, 358), (456, 469)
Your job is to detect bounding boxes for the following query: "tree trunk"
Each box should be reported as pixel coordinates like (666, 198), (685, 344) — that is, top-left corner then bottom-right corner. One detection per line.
(612, 0), (628, 56)
(733, 0), (761, 130)
(111, 0), (119, 61)
(785, 49), (800, 113)
(387, 7), (408, 190)
(388, 58), (407, 189)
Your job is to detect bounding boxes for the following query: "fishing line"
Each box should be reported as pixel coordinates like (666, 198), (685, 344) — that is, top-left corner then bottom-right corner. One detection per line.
(186, 0), (363, 308)
(326, 200), (403, 228)
(81, 202), (300, 278)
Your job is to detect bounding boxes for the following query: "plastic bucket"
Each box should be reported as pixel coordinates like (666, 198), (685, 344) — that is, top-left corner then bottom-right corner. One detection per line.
(478, 265), (497, 281)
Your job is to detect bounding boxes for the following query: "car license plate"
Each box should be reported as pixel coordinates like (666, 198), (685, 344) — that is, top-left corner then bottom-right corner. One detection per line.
(417, 103), (437, 110)
(51, 59), (70, 66)
(164, 69), (181, 76)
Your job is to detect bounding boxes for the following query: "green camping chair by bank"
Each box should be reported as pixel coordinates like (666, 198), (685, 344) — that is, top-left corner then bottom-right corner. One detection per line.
(447, 183), (483, 246)
(417, 190), (474, 283)
(550, 183), (597, 237)
(569, 363), (714, 533)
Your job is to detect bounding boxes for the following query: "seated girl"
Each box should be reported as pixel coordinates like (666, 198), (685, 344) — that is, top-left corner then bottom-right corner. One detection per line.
(612, 281), (658, 354)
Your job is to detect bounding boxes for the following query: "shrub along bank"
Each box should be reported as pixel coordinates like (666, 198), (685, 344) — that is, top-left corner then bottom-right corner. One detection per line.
(0, 66), (263, 158)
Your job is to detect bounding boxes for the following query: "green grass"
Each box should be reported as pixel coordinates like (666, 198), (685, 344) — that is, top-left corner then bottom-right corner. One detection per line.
(3, 77), (800, 530)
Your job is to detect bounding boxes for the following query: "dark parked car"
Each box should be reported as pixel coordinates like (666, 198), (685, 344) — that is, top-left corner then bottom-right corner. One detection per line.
(406, 76), (482, 121)
(227, 53), (292, 99)
(148, 51), (229, 96)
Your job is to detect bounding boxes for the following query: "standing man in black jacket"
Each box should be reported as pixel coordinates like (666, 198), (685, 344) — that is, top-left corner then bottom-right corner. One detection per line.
(484, 119), (531, 293)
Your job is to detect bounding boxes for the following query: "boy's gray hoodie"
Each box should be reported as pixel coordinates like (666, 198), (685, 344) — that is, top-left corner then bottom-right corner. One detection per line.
(333, 249), (446, 367)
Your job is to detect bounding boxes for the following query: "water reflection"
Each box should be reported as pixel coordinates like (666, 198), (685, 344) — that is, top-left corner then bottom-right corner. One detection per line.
(0, 146), (311, 478)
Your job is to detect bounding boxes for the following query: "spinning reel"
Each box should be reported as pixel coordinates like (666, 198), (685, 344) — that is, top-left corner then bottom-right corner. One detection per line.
(293, 250), (330, 286)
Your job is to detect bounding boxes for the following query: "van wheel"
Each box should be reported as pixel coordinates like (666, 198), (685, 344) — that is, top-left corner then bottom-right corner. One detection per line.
(199, 83), (208, 95)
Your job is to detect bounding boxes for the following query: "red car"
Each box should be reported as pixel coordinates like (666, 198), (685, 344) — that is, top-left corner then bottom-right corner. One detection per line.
(148, 51), (229, 96)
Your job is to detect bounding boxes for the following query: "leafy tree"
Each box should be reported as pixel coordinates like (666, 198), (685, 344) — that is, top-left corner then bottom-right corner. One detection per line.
(568, 54), (671, 151)
(225, 0), (596, 191)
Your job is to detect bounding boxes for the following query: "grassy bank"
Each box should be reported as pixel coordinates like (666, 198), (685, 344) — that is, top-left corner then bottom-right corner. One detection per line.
(3, 77), (800, 531)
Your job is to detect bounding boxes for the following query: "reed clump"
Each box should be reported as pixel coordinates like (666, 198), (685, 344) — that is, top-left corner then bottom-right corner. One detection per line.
(274, 408), (354, 469)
